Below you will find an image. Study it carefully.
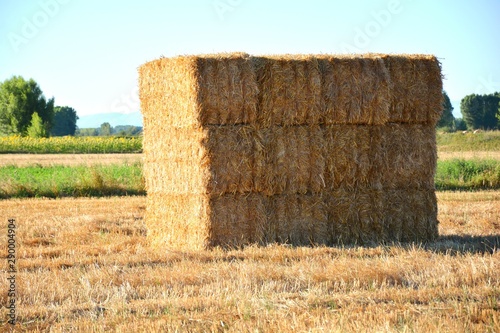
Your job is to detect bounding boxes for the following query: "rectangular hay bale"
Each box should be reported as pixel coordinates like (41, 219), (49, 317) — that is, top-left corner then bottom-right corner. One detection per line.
(139, 53), (258, 127)
(254, 56), (323, 126)
(264, 194), (329, 245)
(383, 55), (443, 125)
(319, 55), (392, 125)
(147, 193), (267, 250)
(381, 189), (438, 242)
(143, 126), (255, 195)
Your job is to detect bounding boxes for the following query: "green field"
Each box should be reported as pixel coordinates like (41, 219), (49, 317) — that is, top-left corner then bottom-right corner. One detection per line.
(435, 159), (500, 190)
(1, 159), (499, 199)
(0, 131), (499, 198)
(0, 163), (144, 198)
(437, 130), (500, 152)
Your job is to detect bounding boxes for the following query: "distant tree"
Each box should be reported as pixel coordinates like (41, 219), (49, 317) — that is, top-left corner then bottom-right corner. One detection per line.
(99, 122), (112, 136)
(461, 93), (500, 130)
(436, 91), (455, 130)
(51, 106), (79, 136)
(454, 118), (467, 131)
(76, 128), (98, 136)
(482, 94), (500, 129)
(0, 76), (54, 135)
(461, 94), (482, 130)
(26, 112), (48, 138)
(497, 99), (500, 124)
(114, 125), (142, 136)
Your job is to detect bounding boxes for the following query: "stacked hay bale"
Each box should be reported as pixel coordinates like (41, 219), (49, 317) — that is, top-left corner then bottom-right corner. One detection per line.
(139, 53), (443, 250)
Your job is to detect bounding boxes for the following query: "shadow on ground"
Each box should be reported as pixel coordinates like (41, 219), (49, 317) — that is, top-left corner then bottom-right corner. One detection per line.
(423, 234), (500, 255)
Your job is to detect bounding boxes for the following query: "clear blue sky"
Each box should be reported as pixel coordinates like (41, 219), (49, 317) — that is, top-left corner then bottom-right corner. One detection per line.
(1, 0), (499, 119)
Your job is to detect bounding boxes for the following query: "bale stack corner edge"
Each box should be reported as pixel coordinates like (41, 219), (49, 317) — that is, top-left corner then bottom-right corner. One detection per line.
(138, 53), (443, 250)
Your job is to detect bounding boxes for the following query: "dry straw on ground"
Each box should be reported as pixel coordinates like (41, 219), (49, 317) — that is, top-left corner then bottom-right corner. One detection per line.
(139, 53), (443, 250)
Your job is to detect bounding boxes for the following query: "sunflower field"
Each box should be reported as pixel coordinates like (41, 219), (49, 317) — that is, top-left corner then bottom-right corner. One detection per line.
(0, 136), (142, 153)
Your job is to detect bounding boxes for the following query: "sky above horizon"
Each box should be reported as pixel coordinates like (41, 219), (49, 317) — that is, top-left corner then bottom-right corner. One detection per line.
(1, 0), (499, 119)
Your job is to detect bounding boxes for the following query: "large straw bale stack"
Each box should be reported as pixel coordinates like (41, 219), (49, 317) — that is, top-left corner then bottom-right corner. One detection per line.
(139, 53), (443, 250)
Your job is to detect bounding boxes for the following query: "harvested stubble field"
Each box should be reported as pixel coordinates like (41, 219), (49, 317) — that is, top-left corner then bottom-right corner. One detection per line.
(0, 192), (499, 332)
(438, 151), (500, 161)
(0, 154), (142, 167)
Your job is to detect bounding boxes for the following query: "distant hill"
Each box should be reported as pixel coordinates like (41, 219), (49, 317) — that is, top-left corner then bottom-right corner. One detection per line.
(77, 111), (142, 128)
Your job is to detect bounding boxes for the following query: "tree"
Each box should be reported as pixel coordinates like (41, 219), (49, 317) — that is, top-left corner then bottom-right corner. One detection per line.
(99, 122), (112, 136)
(497, 99), (500, 124)
(461, 94), (482, 130)
(436, 91), (455, 130)
(0, 76), (54, 135)
(51, 106), (79, 136)
(114, 125), (142, 136)
(26, 112), (48, 138)
(454, 118), (467, 131)
(76, 128), (98, 136)
(483, 94), (499, 129)
(461, 93), (500, 130)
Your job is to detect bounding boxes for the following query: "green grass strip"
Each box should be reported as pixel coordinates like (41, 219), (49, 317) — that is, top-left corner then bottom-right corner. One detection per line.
(437, 131), (500, 152)
(0, 163), (144, 198)
(0, 159), (499, 199)
(435, 159), (500, 191)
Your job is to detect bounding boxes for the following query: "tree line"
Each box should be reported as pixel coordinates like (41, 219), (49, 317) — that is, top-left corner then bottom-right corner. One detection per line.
(0, 76), (142, 138)
(1, 75), (499, 138)
(0, 76), (78, 137)
(76, 123), (142, 137)
(436, 91), (499, 132)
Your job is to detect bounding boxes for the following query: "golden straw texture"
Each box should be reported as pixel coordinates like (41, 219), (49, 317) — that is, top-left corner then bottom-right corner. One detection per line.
(139, 53), (442, 250)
